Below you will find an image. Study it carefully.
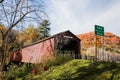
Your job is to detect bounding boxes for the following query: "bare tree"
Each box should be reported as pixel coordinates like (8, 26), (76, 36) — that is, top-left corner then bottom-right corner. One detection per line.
(0, 0), (47, 71)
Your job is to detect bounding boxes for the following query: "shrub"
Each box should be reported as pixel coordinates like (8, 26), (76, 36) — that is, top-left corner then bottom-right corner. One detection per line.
(40, 51), (73, 69)
(1, 51), (74, 80)
(1, 63), (33, 80)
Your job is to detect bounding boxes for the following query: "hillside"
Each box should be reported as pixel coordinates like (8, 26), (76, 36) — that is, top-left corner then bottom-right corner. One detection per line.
(77, 32), (120, 50)
(29, 60), (120, 80)
(2, 60), (120, 80)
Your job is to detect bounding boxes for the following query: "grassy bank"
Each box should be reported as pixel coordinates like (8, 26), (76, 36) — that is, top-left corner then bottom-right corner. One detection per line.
(1, 59), (120, 80)
(40, 60), (120, 80)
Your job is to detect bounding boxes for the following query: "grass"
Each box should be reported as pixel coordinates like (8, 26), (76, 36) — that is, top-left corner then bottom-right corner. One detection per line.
(39, 60), (120, 80)
(1, 59), (120, 80)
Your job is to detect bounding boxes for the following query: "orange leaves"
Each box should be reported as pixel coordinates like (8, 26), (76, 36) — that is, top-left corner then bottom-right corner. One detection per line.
(77, 32), (95, 48)
(77, 32), (120, 49)
(96, 35), (102, 47)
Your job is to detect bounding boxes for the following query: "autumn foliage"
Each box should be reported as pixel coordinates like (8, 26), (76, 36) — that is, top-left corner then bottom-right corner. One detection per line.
(77, 32), (120, 49)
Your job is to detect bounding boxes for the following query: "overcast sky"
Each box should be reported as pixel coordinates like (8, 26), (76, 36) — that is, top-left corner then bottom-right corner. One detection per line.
(45, 0), (120, 36)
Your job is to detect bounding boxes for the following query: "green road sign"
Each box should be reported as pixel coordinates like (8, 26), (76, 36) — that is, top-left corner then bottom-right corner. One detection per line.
(95, 25), (104, 36)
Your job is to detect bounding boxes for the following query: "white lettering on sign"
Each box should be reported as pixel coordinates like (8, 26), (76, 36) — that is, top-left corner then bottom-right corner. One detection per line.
(63, 36), (73, 39)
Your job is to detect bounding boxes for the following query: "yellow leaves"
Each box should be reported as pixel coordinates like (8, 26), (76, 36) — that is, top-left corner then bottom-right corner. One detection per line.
(0, 24), (6, 31)
(22, 26), (38, 39)
(18, 25), (39, 45)
(0, 25), (3, 30)
(0, 24), (6, 45)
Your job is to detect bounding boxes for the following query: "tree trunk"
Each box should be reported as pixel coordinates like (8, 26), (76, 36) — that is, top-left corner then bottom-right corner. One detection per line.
(0, 38), (7, 72)
(0, 48), (6, 72)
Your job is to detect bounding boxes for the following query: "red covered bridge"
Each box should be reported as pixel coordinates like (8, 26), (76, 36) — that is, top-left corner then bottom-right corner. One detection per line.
(9, 30), (81, 63)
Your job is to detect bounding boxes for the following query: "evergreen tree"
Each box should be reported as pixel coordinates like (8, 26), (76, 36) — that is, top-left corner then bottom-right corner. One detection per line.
(38, 20), (51, 39)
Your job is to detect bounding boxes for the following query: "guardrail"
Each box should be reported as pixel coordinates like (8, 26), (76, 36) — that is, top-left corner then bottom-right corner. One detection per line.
(83, 52), (120, 62)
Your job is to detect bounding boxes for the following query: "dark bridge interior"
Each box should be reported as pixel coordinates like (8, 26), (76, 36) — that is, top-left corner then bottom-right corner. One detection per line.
(56, 37), (79, 59)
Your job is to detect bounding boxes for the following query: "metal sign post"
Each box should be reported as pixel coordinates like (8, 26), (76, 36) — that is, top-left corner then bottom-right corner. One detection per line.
(95, 35), (97, 61)
(102, 36), (104, 61)
(95, 25), (104, 61)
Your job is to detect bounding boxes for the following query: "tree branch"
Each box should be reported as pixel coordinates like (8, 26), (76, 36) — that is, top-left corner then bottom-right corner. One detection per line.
(1, 3), (9, 26)
(4, 10), (36, 39)
(11, 0), (22, 25)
